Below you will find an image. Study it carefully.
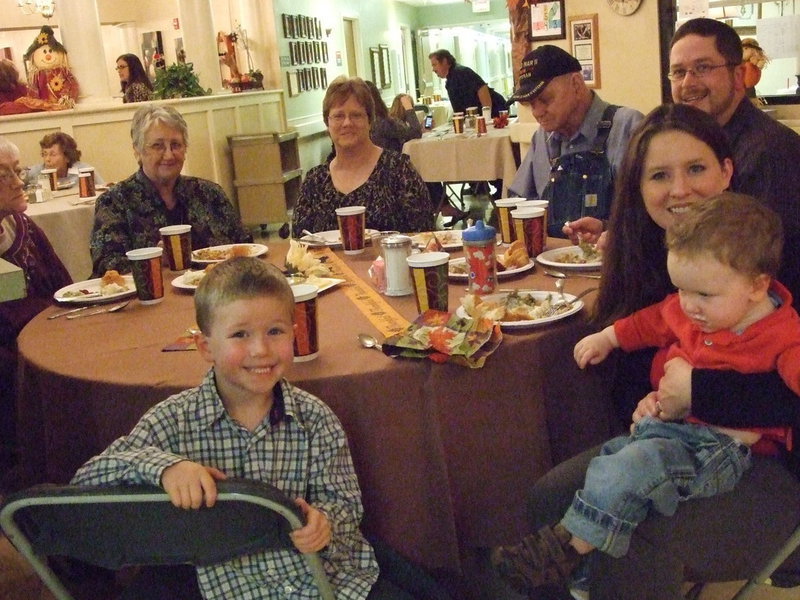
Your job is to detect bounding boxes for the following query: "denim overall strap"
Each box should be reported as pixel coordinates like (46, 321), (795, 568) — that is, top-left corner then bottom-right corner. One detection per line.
(541, 105), (619, 237)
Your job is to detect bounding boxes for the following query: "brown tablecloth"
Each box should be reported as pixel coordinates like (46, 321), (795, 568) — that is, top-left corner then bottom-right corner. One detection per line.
(16, 239), (616, 572)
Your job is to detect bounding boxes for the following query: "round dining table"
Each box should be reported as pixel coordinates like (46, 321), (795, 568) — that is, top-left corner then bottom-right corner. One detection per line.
(15, 237), (616, 575)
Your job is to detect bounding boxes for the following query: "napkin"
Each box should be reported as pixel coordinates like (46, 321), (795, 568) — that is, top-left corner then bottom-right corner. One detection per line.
(162, 329), (198, 352)
(382, 310), (502, 368)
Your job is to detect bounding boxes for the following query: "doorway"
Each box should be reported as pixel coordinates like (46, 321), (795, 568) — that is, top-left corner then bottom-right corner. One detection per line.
(342, 17), (359, 78)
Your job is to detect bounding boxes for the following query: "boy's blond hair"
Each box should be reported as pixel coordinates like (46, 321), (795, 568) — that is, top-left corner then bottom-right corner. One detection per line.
(194, 258), (294, 334)
(666, 192), (783, 279)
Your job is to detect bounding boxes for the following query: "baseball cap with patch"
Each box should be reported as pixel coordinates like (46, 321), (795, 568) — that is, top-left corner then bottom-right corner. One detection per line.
(508, 45), (581, 103)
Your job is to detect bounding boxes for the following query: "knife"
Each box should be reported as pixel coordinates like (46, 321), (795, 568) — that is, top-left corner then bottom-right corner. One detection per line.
(66, 301), (129, 319)
(48, 306), (89, 319)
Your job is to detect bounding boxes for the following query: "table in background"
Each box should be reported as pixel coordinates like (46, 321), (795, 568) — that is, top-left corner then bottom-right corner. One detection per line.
(428, 101), (453, 128)
(26, 195), (94, 282)
(16, 239), (616, 575)
(403, 125), (517, 196)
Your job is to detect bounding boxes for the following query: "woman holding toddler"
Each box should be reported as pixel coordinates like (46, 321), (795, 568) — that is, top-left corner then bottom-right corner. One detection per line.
(493, 104), (800, 600)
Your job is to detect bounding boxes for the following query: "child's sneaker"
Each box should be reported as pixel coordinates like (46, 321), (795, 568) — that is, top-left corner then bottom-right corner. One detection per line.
(490, 524), (581, 594)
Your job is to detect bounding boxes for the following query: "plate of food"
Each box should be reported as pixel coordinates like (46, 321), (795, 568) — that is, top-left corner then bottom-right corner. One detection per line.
(448, 257), (534, 280)
(299, 230), (379, 247)
(410, 230), (462, 251)
(191, 243), (268, 264)
(171, 267), (215, 291)
(54, 271), (136, 304)
(287, 275), (345, 293)
(456, 290), (583, 329)
(536, 242), (602, 270)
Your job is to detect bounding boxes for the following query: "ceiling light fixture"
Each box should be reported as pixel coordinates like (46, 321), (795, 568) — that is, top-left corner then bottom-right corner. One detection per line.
(17, 0), (56, 19)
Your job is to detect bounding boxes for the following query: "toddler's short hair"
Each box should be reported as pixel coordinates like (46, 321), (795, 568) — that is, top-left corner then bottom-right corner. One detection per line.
(666, 192), (783, 279)
(194, 257), (294, 334)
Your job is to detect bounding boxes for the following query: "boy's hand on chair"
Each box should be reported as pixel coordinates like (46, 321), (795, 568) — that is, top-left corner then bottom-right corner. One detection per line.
(290, 498), (331, 553)
(161, 461), (227, 509)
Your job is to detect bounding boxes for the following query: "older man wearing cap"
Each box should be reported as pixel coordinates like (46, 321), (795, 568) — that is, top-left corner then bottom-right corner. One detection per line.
(508, 45), (643, 238)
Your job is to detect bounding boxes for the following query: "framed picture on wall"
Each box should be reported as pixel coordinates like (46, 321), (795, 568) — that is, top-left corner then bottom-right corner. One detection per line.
(287, 70), (300, 97)
(379, 44), (391, 89)
(569, 13), (600, 88)
(369, 47), (380, 84)
(282, 14), (294, 38)
(528, 0), (565, 41)
(321, 68), (328, 88)
(313, 41), (321, 63)
(321, 42), (328, 63)
(315, 19), (323, 39)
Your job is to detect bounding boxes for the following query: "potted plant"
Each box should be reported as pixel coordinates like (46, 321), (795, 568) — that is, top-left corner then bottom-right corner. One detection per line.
(153, 62), (211, 99)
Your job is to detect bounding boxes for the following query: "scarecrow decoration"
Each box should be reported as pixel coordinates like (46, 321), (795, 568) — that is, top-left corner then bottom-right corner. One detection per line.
(18, 25), (79, 111)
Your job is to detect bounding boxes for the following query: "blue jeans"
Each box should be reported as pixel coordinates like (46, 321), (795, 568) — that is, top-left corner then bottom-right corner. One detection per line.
(561, 416), (752, 558)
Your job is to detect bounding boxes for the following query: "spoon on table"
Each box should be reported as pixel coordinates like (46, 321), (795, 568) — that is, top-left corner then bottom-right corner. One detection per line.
(554, 278), (568, 303)
(358, 333), (383, 351)
(544, 268), (602, 280)
(66, 300), (130, 319)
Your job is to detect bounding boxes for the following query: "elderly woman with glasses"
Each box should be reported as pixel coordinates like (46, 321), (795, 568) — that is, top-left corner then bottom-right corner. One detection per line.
(0, 137), (71, 468)
(116, 53), (154, 104)
(27, 132), (105, 189)
(292, 76), (433, 236)
(90, 104), (252, 276)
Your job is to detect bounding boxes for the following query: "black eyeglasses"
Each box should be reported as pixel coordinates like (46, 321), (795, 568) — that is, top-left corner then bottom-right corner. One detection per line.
(667, 62), (735, 82)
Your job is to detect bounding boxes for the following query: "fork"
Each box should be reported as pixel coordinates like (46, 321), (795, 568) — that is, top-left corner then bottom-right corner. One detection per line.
(546, 287), (598, 316)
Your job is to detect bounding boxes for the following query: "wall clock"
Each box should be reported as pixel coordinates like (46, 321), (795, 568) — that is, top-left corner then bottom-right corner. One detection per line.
(607, 0), (642, 16)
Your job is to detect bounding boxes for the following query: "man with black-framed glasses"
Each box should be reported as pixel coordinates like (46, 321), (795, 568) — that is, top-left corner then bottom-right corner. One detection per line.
(670, 17), (800, 307)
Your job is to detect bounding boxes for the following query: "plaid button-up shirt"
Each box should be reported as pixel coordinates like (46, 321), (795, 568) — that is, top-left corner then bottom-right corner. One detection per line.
(72, 370), (378, 599)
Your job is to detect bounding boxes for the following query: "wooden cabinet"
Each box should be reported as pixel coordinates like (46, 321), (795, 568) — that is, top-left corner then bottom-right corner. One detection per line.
(228, 132), (302, 229)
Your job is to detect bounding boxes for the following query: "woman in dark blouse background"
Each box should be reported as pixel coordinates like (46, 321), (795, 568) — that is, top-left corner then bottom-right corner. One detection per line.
(116, 53), (154, 104)
(365, 81), (422, 153)
(293, 76), (433, 236)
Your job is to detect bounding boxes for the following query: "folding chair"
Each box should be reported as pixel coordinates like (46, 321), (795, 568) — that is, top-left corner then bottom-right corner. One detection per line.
(684, 522), (800, 600)
(0, 479), (335, 600)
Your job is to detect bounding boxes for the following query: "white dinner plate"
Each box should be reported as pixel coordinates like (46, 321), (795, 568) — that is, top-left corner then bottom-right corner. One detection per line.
(448, 257), (534, 280)
(410, 230), (463, 250)
(288, 276), (345, 293)
(171, 270), (206, 290)
(456, 290), (583, 329)
(54, 275), (136, 304)
(299, 229), (378, 247)
(536, 246), (602, 270)
(191, 243), (268, 264)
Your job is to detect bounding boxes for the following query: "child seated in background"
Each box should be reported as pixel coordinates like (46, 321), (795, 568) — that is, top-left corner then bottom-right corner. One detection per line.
(491, 193), (800, 594)
(72, 258), (380, 599)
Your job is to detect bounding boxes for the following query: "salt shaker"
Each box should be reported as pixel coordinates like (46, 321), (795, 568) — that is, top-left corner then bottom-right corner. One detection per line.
(36, 171), (53, 202)
(380, 234), (414, 296)
(462, 220), (497, 295)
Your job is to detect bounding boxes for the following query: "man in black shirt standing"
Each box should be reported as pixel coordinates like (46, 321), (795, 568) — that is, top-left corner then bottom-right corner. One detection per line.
(429, 49), (506, 116)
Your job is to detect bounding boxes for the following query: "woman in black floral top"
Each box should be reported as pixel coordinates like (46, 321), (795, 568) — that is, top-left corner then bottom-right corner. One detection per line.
(90, 105), (251, 276)
(292, 77), (433, 237)
(116, 54), (154, 104)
